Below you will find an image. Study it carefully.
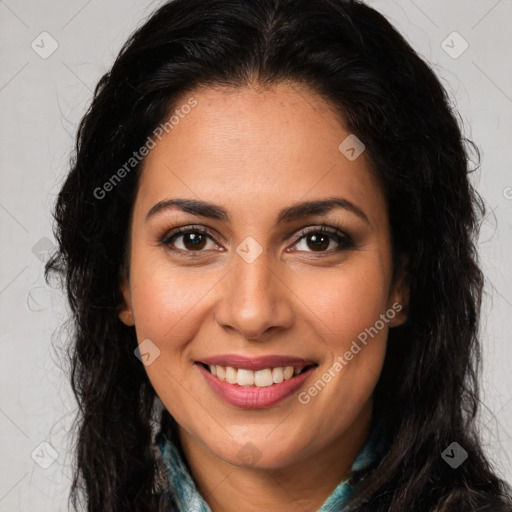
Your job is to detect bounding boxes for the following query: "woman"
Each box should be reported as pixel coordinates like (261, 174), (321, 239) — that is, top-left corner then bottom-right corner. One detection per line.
(45, 0), (512, 510)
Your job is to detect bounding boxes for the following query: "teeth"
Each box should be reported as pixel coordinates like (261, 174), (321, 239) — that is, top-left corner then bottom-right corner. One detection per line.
(254, 369), (273, 387)
(237, 369), (254, 386)
(216, 365), (226, 380)
(283, 366), (294, 380)
(225, 366), (237, 384)
(207, 364), (309, 387)
(272, 367), (284, 384)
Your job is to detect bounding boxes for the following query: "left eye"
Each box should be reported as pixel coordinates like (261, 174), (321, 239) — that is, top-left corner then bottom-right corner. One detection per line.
(292, 229), (347, 253)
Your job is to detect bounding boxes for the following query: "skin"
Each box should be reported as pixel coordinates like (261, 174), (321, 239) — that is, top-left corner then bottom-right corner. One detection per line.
(118, 81), (409, 512)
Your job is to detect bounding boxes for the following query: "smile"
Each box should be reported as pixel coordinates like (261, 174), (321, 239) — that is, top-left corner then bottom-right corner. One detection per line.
(201, 363), (314, 387)
(195, 362), (318, 409)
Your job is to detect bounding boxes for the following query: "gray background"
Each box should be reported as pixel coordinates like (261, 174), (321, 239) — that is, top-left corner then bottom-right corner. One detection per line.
(1, 0), (511, 510)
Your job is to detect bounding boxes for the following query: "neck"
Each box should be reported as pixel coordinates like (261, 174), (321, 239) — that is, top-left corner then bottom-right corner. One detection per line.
(177, 402), (373, 512)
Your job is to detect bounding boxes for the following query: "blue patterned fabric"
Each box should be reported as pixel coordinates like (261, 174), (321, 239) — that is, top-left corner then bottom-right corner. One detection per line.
(157, 417), (387, 511)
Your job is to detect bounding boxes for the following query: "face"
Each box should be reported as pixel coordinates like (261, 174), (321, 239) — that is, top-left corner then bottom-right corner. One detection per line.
(119, 81), (408, 469)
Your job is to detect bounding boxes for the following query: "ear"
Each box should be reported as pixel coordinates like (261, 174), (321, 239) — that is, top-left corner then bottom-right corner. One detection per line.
(118, 267), (135, 327)
(386, 254), (409, 328)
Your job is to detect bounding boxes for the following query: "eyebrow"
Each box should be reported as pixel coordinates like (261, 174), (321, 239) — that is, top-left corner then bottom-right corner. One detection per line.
(145, 197), (370, 226)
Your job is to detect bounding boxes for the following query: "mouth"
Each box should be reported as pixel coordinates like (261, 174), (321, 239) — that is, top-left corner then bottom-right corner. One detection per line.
(196, 362), (318, 388)
(195, 360), (319, 409)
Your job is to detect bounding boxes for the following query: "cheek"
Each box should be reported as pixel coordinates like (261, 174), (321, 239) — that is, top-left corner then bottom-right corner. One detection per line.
(291, 261), (390, 423)
(127, 254), (214, 420)
(129, 253), (215, 344)
(292, 255), (391, 409)
(294, 257), (390, 347)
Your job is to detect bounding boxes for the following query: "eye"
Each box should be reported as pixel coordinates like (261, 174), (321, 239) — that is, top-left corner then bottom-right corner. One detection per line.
(160, 224), (355, 256)
(290, 225), (355, 254)
(160, 226), (221, 255)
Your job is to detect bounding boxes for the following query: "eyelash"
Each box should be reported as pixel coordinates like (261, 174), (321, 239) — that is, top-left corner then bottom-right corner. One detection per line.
(159, 223), (355, 257)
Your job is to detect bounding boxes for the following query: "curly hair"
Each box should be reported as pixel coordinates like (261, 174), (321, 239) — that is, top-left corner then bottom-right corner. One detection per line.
(45, 0), (512, 510)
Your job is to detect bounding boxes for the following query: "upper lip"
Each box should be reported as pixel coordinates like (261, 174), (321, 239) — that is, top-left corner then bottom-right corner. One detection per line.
(197, 354), (316, 371)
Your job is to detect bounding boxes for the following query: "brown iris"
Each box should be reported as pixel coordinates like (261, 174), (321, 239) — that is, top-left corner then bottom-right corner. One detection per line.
(182, 232), (207, 251)
(306, 233), (330, 251)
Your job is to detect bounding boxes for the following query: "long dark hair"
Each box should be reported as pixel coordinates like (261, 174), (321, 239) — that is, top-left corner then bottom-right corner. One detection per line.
(45, 0), (512, 510)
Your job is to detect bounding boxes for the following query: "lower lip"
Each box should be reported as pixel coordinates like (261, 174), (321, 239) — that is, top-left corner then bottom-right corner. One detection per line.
(195, 363), (317, 409)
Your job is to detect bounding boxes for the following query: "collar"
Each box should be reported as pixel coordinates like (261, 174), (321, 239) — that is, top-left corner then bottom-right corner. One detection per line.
(156, 416), (388, 511)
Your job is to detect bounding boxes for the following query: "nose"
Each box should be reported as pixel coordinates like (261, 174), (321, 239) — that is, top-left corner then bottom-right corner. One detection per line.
(214, 250), (295, 341)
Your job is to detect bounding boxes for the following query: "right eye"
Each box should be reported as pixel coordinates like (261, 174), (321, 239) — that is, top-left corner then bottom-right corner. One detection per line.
(160, 225), (224, 255)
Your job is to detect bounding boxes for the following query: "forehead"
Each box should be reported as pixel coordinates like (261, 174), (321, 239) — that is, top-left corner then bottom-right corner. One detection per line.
(135, 82), (387, 228)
